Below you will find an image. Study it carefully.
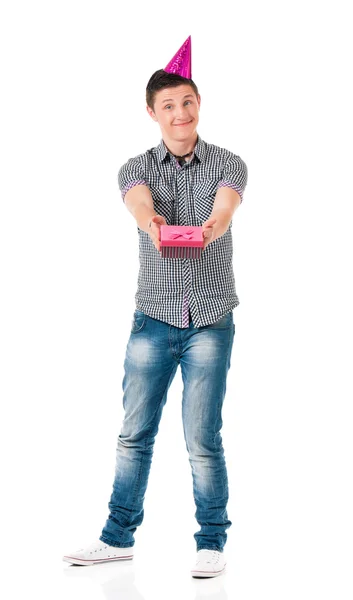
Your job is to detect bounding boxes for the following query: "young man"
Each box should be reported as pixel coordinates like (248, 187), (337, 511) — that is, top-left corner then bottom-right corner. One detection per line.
(63, 37), (248, 578)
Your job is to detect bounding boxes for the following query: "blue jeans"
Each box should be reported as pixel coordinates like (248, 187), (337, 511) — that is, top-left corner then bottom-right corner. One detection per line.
(99, 308), (235, 552)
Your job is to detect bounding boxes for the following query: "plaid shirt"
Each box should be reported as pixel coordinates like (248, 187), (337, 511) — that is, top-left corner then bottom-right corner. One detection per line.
(118, 134), (248, 328)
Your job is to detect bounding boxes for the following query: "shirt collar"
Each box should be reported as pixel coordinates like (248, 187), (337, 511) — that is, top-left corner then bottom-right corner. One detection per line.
(156, 134), (206, 164)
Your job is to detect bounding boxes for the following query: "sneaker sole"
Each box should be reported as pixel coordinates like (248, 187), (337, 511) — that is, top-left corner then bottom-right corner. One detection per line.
(191, 565), (226, 578)
(62, 554), (134, 566)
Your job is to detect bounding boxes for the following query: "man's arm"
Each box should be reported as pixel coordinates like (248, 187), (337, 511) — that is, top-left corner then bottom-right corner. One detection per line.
(124, 184), (156, 232)
(202, 186), (241, 248)
(124, 184), (166, 251)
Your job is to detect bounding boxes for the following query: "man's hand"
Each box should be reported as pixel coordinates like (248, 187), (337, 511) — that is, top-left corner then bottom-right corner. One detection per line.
(202, 217), (217, 249)
(148, 215), (167, 251)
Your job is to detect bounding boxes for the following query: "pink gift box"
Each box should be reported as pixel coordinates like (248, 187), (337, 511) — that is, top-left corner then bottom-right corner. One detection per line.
(160, 225), (204, 259)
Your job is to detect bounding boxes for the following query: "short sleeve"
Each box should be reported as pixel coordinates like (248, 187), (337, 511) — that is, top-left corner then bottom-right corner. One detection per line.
(217, 153), (248, 203)
(118, 157), (147, 202)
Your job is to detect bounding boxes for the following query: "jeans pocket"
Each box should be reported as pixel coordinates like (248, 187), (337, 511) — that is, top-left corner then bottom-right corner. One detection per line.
(203, 311), (233, 330)
(131, 310), (146, 334)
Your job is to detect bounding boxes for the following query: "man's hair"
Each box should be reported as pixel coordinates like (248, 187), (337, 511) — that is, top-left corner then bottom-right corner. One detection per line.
(146, 69), (199, 111)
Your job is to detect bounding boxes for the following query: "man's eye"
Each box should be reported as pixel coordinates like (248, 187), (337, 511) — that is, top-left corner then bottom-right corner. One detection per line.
(165, 101), (191, 110)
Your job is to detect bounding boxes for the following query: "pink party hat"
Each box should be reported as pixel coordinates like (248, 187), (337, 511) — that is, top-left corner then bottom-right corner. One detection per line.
(164, 35), (192, 79)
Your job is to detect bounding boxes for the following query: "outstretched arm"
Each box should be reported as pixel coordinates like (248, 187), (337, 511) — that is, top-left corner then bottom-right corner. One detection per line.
(124, 185), (166, 251)
(202, 186), (241, 248)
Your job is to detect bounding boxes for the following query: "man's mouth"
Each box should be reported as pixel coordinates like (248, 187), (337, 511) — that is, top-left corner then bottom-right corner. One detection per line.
(174, 120), (192, 127)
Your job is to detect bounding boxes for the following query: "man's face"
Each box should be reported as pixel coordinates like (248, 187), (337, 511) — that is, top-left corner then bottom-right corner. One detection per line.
(146, 84), (201, 142)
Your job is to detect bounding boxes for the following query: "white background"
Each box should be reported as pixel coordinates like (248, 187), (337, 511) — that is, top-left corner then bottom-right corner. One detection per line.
(1, 1), (352, 599)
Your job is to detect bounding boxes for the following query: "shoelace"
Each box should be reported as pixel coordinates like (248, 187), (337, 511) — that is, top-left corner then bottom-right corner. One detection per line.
(76, 540), (108, 553)
(196, 550), (220, 564)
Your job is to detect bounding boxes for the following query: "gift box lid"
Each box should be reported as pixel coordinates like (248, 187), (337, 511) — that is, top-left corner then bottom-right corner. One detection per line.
(160, 225), (203, 248)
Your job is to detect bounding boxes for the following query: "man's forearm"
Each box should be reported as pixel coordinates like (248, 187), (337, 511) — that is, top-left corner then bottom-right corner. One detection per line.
(207, 187), (241, 242)
(124, 185), (157, 233)
(209, 208), (234, 241)
(129, 202), (157, 233)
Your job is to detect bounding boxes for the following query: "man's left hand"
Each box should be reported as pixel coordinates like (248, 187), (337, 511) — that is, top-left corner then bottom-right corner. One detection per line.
(202, 218), (217, 249)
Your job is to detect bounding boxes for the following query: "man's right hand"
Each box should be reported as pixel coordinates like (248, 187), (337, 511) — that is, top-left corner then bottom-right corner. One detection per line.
(148, 215), (167, 251)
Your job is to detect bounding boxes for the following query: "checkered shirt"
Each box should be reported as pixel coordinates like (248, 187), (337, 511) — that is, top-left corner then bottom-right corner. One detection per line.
(118, 134), (248, 328)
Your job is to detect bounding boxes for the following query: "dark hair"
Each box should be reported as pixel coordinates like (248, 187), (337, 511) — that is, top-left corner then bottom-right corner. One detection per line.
(146, 69), (199, 110)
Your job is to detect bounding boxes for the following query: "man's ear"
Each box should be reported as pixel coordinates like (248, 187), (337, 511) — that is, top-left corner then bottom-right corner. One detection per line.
(146, 105), (158, 122)
(197, 94), (201, 109)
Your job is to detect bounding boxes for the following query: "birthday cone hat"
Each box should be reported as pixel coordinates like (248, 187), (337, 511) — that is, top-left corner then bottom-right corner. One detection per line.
(164, 35), (192, 79)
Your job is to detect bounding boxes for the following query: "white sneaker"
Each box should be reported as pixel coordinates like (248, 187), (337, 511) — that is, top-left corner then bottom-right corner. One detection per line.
(62, 539), (134, 566)
(191, 549), (226, 578)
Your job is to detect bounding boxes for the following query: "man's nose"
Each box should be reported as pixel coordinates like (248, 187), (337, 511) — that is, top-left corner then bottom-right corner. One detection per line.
(175, 105), (189, 119)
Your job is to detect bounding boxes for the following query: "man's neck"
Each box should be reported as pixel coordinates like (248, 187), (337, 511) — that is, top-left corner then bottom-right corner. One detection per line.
(163, 132), (198, 159)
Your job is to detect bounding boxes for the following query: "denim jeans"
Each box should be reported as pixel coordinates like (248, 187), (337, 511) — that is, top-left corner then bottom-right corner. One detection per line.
(99, 308), (235, 552)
